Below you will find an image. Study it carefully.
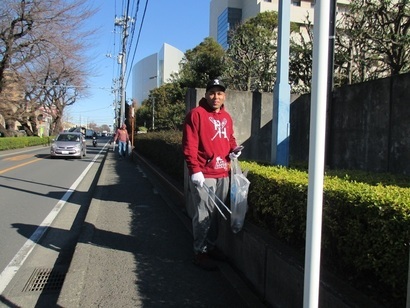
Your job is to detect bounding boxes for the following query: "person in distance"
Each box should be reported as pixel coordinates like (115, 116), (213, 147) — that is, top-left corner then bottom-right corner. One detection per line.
(113, 124), (129, 159)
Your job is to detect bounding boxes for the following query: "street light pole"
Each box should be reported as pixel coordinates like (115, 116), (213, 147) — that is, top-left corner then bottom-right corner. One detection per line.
(149, 75), (157, 130)
(152, 97), (155, 130)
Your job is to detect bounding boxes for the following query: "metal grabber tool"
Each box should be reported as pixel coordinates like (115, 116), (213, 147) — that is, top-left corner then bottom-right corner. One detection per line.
(203, 183), (232, 220)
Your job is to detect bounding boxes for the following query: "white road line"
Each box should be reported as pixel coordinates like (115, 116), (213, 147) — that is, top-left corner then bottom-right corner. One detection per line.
(0, 146), (108, 295)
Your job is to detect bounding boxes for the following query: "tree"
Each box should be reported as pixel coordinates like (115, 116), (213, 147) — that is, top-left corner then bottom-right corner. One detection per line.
(100, 124), (111, 133)
(136, 83), (185, 131)
(41, 56), (88, 135)
(177, 37), (226, 89)
(336, 0), (410, 84)
(138, 37), (220, 131)
(0, 70), (25, 133)
(224, 11), (280, 92)
(135, 101), (150, 130)
(289, 16), (314, 94)
(0, 0), (95, 136)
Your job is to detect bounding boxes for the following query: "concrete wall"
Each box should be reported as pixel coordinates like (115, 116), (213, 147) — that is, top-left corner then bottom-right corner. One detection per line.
(328, 78), (391, 172)
(328, 73), (410, 174)
(188, 72), (410, 175)
(296, 74), (410, 175)
(216, 219), (383, 307)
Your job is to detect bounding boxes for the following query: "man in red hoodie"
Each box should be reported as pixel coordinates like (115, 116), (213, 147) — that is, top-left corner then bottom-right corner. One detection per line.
(182, 78), (241, 271)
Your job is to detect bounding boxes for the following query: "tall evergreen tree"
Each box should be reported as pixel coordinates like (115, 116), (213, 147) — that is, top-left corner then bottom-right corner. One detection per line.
(177, 37), (226, 89)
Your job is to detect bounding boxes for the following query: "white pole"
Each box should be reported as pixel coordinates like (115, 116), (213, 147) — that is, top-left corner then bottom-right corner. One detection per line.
(303, 0), (331, 307)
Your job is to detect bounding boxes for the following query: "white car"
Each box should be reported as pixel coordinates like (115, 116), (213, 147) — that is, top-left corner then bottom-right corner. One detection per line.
(50, 132), (87, 159)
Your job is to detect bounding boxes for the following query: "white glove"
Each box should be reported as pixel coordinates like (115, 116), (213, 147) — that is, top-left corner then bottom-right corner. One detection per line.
(191, 172), (205, 187)
(229, 151), (241, 160)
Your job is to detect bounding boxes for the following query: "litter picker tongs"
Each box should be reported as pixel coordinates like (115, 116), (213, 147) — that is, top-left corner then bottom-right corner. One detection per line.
(203, 183), (232, 220)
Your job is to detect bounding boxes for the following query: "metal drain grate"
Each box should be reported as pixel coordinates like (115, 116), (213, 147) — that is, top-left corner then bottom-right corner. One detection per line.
(22, 268), (66, 292)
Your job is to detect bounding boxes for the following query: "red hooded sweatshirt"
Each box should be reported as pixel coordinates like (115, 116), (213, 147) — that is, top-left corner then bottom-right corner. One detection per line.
(183, 98), (237, 178)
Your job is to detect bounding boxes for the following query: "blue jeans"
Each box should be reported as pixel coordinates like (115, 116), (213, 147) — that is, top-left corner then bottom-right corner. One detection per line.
(118, 141), (127, 157)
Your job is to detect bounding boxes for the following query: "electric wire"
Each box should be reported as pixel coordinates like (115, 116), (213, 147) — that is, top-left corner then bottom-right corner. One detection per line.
(125, 0), (149, 88)
(126, 0), (139, 52)
(110, 0), (149, 105)
(123, 0), (141, 87)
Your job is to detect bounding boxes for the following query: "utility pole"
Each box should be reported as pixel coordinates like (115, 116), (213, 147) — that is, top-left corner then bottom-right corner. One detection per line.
(111, 78), (119, 130)
(115, 15), (134, 126)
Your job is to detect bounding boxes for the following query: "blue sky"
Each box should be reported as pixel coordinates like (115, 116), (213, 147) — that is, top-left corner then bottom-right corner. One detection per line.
(65, 0), (210, 128)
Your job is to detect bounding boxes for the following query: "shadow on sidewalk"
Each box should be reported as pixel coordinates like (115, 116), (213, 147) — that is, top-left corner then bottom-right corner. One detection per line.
(75, 154), (250, 307)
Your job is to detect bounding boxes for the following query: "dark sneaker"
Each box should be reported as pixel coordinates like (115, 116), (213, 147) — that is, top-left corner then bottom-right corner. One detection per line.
(208, 247), (227, 261)
(193, 253), (218, 271)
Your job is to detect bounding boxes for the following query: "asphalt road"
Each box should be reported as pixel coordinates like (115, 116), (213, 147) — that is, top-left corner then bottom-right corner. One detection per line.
(0, 139), (110, 306)
(0, 140), (266, 308)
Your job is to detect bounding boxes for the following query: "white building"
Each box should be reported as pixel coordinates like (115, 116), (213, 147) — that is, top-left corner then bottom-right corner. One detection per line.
(131, 1), (351, 106)
(210, 0), (350, 49)
(132, 43), (184, 106)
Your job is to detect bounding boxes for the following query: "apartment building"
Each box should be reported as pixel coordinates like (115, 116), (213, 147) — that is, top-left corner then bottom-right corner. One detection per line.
(210, 0), (350, 49)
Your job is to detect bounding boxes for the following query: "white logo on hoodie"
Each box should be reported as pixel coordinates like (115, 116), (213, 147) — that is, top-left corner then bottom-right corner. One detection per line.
(209, 117), (227, 141)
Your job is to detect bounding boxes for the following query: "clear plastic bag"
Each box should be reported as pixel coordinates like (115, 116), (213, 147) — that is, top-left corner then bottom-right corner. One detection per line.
(230, 158), (250, 233)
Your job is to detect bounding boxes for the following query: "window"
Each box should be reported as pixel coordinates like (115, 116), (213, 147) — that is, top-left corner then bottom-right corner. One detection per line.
(291, 0), (301, 6)
(217, 8), (241, 49)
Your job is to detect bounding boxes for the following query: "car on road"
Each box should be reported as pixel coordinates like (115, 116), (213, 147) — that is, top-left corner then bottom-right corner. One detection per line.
(50, 132), (87, 159)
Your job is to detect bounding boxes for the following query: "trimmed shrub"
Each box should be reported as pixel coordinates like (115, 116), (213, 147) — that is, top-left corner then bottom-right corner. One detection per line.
(137, 131), (410, 305)
(0, 136), (52, 151)
(135, 131), (184, 184)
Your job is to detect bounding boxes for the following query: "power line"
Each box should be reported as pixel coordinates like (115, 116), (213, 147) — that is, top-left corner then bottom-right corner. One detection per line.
(126, 0), (149, 88)
(125, 0), (140, 67)
(109, 0), (149, 125)
(34, 84), (113, 91)
(68, 105), (113, 114)
(115, 0), (134, 125)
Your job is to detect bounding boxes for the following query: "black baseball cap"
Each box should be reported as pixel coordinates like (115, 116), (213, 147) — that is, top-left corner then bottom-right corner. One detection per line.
(206, 78), (226, 92)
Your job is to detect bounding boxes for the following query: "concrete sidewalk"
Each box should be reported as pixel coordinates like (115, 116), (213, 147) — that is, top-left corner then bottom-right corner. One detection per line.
(57, 149), (265, 307)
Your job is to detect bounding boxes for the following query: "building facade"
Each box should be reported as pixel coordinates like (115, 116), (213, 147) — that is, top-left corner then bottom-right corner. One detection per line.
(210, 0), (350, 49)
(132, 43), (184, 106)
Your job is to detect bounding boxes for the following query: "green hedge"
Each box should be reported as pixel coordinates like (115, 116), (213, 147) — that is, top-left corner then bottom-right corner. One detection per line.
(0, 136), (52, 151)
(135, 131), (184, 184)
(242, 161), (410, 305)
(135, 131), (410, 305)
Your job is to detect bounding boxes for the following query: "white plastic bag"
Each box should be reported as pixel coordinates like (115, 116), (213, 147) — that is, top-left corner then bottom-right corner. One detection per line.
(230, 158), (250, 233)
(127, 141), (132, 156)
